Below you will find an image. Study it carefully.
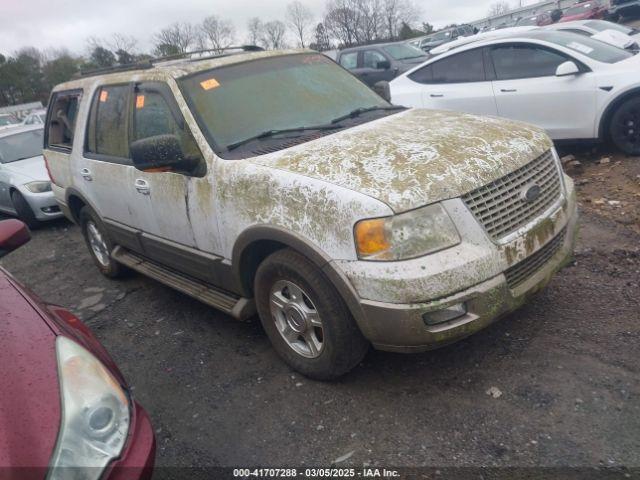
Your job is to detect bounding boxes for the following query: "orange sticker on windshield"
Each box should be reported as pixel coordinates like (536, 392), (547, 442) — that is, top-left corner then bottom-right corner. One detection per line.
(136, 95), (145, 109)
(200, 78), (220, 90)
(99, 90), (109, 102)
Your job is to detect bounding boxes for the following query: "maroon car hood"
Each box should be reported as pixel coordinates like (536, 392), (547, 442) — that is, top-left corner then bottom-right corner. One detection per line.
(0, 269), (60, 471)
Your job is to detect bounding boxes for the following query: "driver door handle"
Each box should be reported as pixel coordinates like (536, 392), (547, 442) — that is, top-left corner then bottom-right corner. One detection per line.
(134, 178), (150, 195)
(80, 168), (92, 181)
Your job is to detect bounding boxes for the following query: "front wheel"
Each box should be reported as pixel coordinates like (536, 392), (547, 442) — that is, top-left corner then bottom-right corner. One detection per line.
(255, 248), (369, 380)
(79, 206), (128, 278)
(610, 97), (640, 156)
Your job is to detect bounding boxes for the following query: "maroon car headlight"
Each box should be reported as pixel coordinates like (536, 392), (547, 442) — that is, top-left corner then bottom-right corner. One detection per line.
(47, 336), (131, 480)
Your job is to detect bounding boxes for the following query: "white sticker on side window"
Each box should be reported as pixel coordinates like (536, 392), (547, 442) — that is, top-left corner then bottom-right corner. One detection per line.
(567, 42), (594, 55)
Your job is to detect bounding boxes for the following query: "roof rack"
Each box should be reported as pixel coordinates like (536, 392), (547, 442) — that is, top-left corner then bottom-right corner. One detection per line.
(74, 45), (264, 79)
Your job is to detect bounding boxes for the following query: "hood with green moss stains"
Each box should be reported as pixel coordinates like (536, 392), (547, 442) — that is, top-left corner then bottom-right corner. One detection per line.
(251, 108), (553, 213)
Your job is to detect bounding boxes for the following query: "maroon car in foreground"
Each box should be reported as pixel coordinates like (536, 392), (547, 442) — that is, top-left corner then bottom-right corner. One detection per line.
(0, 219), (155, 479)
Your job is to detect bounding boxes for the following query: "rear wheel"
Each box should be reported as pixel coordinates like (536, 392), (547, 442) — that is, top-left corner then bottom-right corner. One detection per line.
(610, 97), (640, 156)
(11, 190), (40, 229)
(255, 248), (369, 380)
(79, 206), (127, 278)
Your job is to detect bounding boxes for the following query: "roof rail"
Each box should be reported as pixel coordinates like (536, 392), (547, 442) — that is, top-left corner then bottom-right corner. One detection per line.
(74, 45), (264, 79)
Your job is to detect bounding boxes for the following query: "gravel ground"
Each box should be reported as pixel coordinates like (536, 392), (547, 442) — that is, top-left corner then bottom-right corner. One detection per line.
(1, 149), (639, 478)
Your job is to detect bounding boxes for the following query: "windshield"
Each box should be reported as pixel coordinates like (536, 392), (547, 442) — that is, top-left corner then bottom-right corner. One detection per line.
(0, 129), (44, 163)
(565, 3), (596, 15)
(432, 31), (452, 41)
(0, 116), (19, 127)
(585, 20), (633, 35)
(518, 17), (539, 26)
(180, 53), (389, 155)
(382, 44), (426, 60)
(529, 31), (633, 63)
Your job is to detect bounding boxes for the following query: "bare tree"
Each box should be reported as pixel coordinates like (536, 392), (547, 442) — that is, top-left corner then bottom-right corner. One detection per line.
(382, 0), (420, 40)
(200, 15), (236, 53)
(247, 17), (264, 46)
(286, 1), (314, 48)
(261, 20), (287, 49)
(487, 1), (511, 17)
(107, 34), (138, 53)
(324, 0), (360, 47)
(153, 22), (197, 54)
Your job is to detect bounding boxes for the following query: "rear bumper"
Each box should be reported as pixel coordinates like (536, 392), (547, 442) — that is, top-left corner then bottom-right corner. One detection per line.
(105, 402), (156, 480)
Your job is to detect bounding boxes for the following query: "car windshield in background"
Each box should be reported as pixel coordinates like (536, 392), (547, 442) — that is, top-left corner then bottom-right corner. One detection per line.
(565, 3), (593, 15)
(518, 17), (538, 26)
(180, 53), (389, 155)
(382, 44), (426, 60)
(529, 31), (634, 63)
(432, 31), (452, 41)
(584, 20), (633, 35)
(0, 129), (44, 163)
(0, 116), (19, 126)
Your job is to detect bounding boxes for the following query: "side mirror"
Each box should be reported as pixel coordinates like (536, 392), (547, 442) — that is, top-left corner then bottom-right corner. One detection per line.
(0, 219), (30, 258)
(556, 61), (580, 77)
(130, 134), (186, 172)
(376, 60), (391, 70)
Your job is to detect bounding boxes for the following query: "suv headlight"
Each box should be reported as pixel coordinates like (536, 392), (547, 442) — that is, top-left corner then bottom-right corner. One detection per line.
(354, 203), (460, 261)
(25, 181), (52, 193)
(47, 336), (131, 480)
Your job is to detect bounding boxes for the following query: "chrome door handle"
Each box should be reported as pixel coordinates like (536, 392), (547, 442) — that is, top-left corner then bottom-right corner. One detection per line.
(501, 89), (517, 93)
(134, 179), (150, 195)
(80, 168), (92, 181)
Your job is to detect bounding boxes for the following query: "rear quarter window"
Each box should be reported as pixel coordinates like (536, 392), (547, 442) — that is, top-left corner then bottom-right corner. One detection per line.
(45, 90), (82, 152)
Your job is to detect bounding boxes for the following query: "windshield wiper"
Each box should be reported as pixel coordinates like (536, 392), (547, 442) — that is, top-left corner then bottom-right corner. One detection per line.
(329, 105), (404, 125)
(227, 124), (343, 151)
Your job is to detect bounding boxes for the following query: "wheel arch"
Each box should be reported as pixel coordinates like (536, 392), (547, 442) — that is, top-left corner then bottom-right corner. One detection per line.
(231, 225), (370, 337)
(598, 87), (640, 141)
(65, 187), (96, 224)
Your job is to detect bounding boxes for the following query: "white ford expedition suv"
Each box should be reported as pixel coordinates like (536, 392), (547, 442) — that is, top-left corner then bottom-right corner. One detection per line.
(44, 48), (578, 379)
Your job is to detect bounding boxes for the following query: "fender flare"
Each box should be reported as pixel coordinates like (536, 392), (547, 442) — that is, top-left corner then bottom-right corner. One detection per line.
(64, 187), (99, 224)
(231, 225), (371, 338)
(598, 87), (640, 140)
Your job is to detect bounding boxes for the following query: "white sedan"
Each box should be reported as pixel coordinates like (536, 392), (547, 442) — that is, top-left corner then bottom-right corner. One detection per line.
(545, 19), (640, 49)
(390, 30), (640, 155)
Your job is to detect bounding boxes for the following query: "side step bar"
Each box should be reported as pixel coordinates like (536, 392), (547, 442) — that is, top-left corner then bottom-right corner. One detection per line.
(112, 246), (256, 320)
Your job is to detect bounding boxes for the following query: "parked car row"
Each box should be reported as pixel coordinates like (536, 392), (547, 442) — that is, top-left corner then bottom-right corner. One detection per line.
(388, 28), (640, 155)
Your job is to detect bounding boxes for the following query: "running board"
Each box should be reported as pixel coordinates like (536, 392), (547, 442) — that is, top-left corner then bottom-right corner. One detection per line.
(112, 246), (255, 320)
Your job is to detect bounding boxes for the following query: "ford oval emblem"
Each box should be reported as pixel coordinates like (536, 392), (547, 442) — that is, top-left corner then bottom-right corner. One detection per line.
(522, 184), (542, 203)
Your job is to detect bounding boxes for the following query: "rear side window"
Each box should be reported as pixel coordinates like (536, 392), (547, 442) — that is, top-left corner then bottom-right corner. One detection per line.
(46, 90), (81, 151)
(86, 85), (130, 160)
(411, 49), (485, 84)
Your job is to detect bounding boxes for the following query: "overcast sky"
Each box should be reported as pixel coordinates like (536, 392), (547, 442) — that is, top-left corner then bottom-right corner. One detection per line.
(0, 0), (536, 56)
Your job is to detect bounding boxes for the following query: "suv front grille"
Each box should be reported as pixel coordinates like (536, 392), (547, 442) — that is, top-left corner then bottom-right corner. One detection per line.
(462, 150), (562, 241)
(505, 227), (567, 289)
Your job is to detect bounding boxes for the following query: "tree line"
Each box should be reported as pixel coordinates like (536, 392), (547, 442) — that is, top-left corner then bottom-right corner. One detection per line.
(0, 0), (430, 108)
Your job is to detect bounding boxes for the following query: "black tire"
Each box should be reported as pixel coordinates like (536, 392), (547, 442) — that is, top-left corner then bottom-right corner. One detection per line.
(11, 190), (40, 229)
(609, 97), (640, 156)
(255, 248), (369, 380)
(79, 206), (128, 278)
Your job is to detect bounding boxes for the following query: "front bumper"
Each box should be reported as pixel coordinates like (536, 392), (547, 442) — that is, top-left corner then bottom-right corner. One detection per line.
(333, 176), (578, 353)
(104, 402), (156, 480)
(18, 186), (64, 221)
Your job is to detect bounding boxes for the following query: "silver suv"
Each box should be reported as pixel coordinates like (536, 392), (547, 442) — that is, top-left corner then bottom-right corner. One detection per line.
(45, 48), (578, 379)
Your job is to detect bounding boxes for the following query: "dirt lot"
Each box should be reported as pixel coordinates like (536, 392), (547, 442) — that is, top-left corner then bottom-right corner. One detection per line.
(1, 147), (639, 478)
